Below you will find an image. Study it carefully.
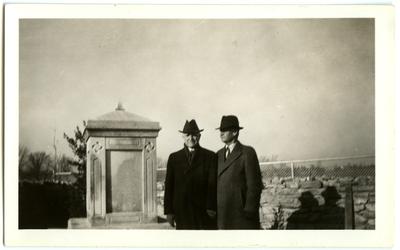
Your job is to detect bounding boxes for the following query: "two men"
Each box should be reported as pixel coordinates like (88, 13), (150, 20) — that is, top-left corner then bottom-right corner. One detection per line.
(164, 116), (262, 230)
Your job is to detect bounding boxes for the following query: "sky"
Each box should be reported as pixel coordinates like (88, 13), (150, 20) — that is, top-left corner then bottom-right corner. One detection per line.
(19, 19), (375, 161)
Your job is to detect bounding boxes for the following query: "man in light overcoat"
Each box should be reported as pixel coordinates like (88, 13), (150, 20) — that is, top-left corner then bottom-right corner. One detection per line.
(216, 115), (263, 229)
(164, 120), (217, 229)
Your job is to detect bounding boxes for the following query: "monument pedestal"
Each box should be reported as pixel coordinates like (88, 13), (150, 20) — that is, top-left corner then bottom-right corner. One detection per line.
(68, 104), (164, 229)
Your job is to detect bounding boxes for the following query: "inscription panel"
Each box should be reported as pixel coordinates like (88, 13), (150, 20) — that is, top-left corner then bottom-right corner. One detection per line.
(106, 138), (142, 150)
(106, 150), (143, 213)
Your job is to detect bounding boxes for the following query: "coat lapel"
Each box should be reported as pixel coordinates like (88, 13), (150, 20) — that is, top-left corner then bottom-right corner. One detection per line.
(218, 142), (242, 176)
(184, 146), (202, 174)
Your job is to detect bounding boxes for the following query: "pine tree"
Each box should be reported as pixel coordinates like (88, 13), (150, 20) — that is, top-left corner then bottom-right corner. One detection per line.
(63, 121), (87, 217)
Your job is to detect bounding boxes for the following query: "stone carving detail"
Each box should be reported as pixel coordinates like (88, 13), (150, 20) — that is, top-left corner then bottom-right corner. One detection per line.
(92, 141), (104, 154)
(145, 141), (155, 153)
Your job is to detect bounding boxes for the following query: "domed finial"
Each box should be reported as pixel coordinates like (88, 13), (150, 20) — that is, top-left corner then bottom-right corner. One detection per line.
(116, 102), (125, 111)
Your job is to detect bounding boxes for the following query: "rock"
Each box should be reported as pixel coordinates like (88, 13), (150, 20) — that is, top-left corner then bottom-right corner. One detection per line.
(260, 192), (274, 204)
(354, 214), (367, 224)
(299, 180), (322, 189)
(353, 197), (368, 205)
(272, 176), (280, 184)
(366, 224), (375, 230)
(354, 204), (366, 212)
(353, 192), (369, 199)
(156, 182), (164, 190)
(369, 196), (375, 203)
(359, 210), (375, 219)
(279, 197), (301, 209)
(366, 203), (375, 212)
(355, 224), (367, 229)
(367, 219), (375, 226)
(286, 181), (300, 189)
(354, 176), (369, 186)
(340, 177), (354, 184)
(278, 188), (299, 195)
(352, 185), (374, 192)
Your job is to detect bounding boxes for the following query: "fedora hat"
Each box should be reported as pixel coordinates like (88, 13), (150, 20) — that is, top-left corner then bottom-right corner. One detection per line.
(179, 119), (204, 134)
(216, 115), (243, 131)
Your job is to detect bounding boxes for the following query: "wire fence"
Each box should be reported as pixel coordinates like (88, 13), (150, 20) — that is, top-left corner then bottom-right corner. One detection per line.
(156, 155), (375, 181)
(260, 155), (375, 179)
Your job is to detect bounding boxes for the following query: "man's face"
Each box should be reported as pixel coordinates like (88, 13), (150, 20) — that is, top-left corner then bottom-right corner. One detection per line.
(182, 133), (200, 148)
(220, 130), (238, 144)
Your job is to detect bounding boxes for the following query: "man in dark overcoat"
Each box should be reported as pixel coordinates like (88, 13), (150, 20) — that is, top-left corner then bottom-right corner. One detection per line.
(164, 120), (217, 229)
(216, 115), (263, 229)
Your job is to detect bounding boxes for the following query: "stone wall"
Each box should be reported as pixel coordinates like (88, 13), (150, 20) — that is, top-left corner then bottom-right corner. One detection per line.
(156, 172), (375, 229)
(260, 176), (375, 229)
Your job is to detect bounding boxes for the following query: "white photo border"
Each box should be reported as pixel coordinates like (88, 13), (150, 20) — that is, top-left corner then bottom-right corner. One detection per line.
(4, 4), (395, 247)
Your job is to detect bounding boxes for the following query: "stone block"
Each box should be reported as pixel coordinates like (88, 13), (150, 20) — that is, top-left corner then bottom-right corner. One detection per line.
(355, 224), (367, 229)
(367, 219), (375, 226)
(354, 176), (369, 186)
(366, 203), (375, 212)
(339, 177), (354, 184)
(299, 180), (322, 189)
(354, 204), (366, 212)
(279, 197), (301, 209)
(369, 195), (375, 203)
(354, 214), (367, 224)
(260, 191), (274, 204)
(353, 192), (369, 199)
(366, 224), (375, 230)
(359, 210), (375, 219)
(272, 176), (281, 184)
(277, 188), (299, 195)
(353, 185), (374, 192)
(68, 218), (90, 229)
(286, 181), (300, 189)
(354, 197), (368, 205)
(156, 182), (164, 191)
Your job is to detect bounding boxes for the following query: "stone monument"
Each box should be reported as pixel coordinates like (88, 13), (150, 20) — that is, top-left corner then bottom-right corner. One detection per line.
(68, 103), (162, 229)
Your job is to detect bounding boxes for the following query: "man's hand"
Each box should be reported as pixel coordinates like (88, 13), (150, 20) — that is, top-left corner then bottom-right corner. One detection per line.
(206, 210), (216, 218)
(166, 214), (175, 227)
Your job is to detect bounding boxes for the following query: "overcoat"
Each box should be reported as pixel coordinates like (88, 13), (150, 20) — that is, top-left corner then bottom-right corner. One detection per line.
(217, 141), (263, 229)
(164, 145), (217, 229)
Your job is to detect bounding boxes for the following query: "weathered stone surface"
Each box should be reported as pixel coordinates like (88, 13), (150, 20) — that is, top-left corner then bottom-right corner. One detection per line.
(353, 192), (369, 199)
(354, 176), (369, 186)
(277, 188), (299, 195)
(353, 185), (374, 192)
(272, 176), (281, 184)
(260, 190), (275, 204)
(355, 224), (367, 229)
(299, 180), (322, 189)
(369, 195), (375, 203)
(156, 182), (164, 191)
(279, 197), (301, 209)
(366, 224), (375, 230)
(354, 204), (366, 212)
(367, 219), (375, 226)
(354, 197), (368, 205)
(354, 214), (367, 224)
(359, 210), (375, 219)
(366, 203), (375, 212)
(286, 181), (300, 189)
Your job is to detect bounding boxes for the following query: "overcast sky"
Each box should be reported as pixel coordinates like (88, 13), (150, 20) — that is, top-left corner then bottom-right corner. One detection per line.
(19, 19), (374, 161)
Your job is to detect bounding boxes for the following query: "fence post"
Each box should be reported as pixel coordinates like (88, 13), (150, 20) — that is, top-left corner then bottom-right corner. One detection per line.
(344, 182), (355, 229)
(290, 162), (294, 179)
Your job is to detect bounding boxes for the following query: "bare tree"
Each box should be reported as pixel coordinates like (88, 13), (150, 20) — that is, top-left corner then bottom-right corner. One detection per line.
(28, 152), (51, 180)
(19, 145), (29, 170)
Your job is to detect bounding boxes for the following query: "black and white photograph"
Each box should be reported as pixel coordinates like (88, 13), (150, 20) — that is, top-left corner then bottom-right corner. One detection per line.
(3, 4), (395, 248)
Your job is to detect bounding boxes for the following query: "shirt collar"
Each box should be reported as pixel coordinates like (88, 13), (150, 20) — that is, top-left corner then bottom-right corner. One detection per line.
(225, 141), (237, 152)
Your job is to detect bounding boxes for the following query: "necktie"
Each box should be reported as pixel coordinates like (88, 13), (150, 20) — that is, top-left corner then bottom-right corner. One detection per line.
(225, 147), (231, 160)
(189, 151), (194, 163)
